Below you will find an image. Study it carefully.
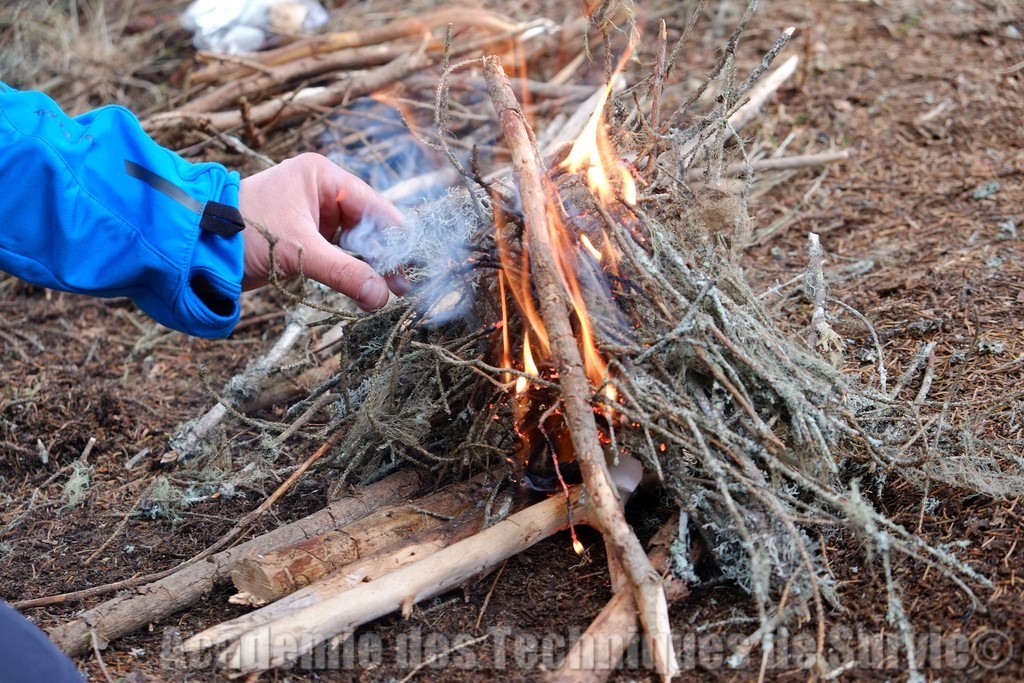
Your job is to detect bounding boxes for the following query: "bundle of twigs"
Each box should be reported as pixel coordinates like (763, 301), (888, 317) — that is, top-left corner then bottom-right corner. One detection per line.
(173, 28), (981, 683)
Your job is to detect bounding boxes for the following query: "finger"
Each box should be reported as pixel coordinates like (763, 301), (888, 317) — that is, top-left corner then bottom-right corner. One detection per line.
(315, 157), (404, 233)
(300, 238), (392, 309)
(385, 270), (410, 296)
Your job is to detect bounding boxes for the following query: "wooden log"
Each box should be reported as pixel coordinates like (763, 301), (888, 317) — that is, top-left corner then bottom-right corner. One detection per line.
(184, 487), (591, 671)
(547, 515), (694, 683)
(483, 57), (678, 680)
(47, 468), (428, 657)
(231, 473), (495, 602)
(182, 489), (533, 651)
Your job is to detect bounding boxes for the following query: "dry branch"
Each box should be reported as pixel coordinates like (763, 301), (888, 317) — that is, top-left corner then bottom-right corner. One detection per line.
(191, 8), (524, 84)
(146, 51), (431, 138)
(727, 51), (798, 133)
(677, 51), (798, 164)
(483, 56), (677, 680)
(186, 487), (590, 671)
(48, 468), (428, 657)
(180, 490), (533, 651)
(231, 472), (496, 602)
(168, 305), (320, 462)
(183, 43), (413, 114)
(548, 515), (693, 683)
(684, 150), (850, 180)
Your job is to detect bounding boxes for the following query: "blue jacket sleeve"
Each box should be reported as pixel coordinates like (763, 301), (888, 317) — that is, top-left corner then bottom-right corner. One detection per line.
(0, 81), (245, 338)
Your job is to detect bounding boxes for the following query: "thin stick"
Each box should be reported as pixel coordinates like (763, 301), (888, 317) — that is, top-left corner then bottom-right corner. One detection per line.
(91, 630), (115, 683)
(166, 304), (319, 462)
(397, 633), (491, 683)
(686, 150), (850, 179)
(474, 559), (508, 630)
(548, 515), (692, 683)
(483, 56), (677, 680)
(677, 52), (798, 163)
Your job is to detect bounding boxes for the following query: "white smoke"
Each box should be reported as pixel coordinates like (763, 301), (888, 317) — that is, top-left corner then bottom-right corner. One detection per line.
(323, 97), (484, 325)
(339, 189), (485, 326)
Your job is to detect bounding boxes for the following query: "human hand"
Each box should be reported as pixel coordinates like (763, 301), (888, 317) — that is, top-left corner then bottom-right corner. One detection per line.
(238, 153), (405, 309)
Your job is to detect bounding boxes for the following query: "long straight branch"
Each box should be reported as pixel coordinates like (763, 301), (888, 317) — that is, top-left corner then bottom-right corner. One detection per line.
(483, 56), (678, 681)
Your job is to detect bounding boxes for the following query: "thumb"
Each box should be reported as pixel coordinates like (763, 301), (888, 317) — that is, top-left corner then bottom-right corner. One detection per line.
(299, 239), (391, 309)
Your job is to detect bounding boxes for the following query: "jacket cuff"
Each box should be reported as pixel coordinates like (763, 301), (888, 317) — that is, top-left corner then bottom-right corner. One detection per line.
(0, 82), (247, 339)
(174, 180), (245, 338)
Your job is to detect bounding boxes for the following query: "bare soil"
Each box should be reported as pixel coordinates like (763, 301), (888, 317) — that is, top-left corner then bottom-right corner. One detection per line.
(1, 1), (1022, 681)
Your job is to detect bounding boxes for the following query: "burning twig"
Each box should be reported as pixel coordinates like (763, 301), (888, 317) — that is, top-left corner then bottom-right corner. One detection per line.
(484, 56), (678, 680)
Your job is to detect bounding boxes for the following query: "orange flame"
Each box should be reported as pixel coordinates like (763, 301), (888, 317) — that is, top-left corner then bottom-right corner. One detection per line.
(499, 274), (512, 385)
(560, 79), (637, 207)
(579, 233), (602, 261)
(515, 335), (537, 395)
(496, 51), (640, 508)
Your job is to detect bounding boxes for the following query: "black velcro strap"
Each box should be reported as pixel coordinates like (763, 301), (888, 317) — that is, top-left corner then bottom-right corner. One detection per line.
(200, 201), (246, 237)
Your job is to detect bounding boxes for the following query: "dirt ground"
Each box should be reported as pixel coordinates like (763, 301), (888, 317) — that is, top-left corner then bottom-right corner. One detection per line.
(1, 0), (1022, 681)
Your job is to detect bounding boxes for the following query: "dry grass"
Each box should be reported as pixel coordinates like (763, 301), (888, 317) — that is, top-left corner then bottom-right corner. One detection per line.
(0, 0), (187, 113)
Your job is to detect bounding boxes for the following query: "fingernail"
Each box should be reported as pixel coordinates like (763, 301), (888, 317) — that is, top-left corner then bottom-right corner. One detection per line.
(358, 279), (389, 309)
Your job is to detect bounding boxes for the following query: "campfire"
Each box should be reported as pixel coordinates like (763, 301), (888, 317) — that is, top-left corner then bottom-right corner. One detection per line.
(30, 4), (995, 681)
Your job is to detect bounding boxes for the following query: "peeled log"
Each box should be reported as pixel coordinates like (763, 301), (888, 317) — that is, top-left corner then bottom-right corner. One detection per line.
(48, 468), (428, 657)
(188, 487), (590, 671)
(231, 472), (495, 602)
(183, 489), (534, 651)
